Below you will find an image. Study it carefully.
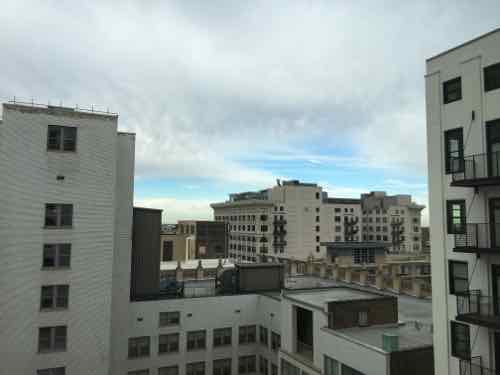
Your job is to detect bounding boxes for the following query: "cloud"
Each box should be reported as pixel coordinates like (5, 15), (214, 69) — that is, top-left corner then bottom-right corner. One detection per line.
(134, 197), (214, 223)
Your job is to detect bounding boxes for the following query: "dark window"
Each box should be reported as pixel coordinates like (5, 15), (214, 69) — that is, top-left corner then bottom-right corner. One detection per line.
(162, 241), (173, 261)
(128, 371), (149, 375)
(334, 208), (341, 213)
(271, 364), (278, 375)
(42, 244), (71, 268)
(444, 128), (464, 174)
(159, 311), (180, 326)
(451, 321), (470, 359)
(239, 355), (256, 374)
(128, 336), (150, 358)
(443, 77), (462, 104)
(159, 366), (178, 375)
(259, 356), (269, 375)
(159, 333), (179, 354)
(315, 226), (320, 232)
(47, 125), (77, 151)
(449, 261), (468, 295)
(186, 362), (205, 375)
(485, 62), (500, 92)
(213, 359), (232, 375)
(446, 200), (466, 234)
(259, 326), (268, 346)
(44, 204), (73, 228)
(38, 326), (67, 353)
(239, 325), (256, 344)
(37, 367), (66, 375)
(213, 327), (232, 347)
(315, 192), (320, 199)
(40, 285), (69, 310)
(187, 330), (206, 351)
(271, 332), (281, 351)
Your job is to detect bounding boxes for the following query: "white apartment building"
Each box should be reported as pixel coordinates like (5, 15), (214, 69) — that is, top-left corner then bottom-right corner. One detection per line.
(426, 28), (500, 375)
(0, 102), (135, 374)
(211, 183), (423, 263)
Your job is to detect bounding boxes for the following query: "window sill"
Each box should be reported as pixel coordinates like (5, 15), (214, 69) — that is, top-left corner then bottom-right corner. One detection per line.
(186, 348), (206, 352)
(158, 351), (179, 356)
(38, 348), (67, 354)
(43, 226), (74, 230)
(40, 307), (69, 312)
(41, 267), (71, 271)
(47, 150), (77, 154)
(128, 355), (150, 360)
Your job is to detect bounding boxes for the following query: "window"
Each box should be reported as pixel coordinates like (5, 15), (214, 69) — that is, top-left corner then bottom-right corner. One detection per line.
(159, 311), (180, 326)
(358, 311), (368, 326)
(315, 192), (320, 199)
(162, 240), (173, 261)
(315, 226), (320, 232)
(316, 236), (320, 242)
(353, 249), (375, 264)
(271, 364), (278, 375)
(213, 359), (232, 375)
(187, 330), (206, 351)
(213, 327), (232, 347)
(186, 362), (205, 375)
(159, 366), (178, 375)
(324, 356), (339, 375)
(47, 125), (77, 151)
(128, 336), (150, 358)
(443, 77), (462, 104)
(446, 200), (466, 234)
(259, 356), (269, 375)
(239, 355), (256, 374)
(128, 371), (149, 375)
(159, 333), (179, 354)
(45, 204), (73, 228)
(451, 321), (470, 359)
(444, 128), (464, 174)
(42, 244), (71, 268)
(40, 285), (69, 309)
(239, 325), (256, 344)
(335, 226), (341, 232)
(38, 326), (67, 353)
(259, 326), (268, 346)
(271, 332), (281, 351)
(485, 62), (500, 92)
(334, 216), (341, 222)
(334, 208), (341, 213)
(37, 367), (65, 375)
(449, 261), (468, 295)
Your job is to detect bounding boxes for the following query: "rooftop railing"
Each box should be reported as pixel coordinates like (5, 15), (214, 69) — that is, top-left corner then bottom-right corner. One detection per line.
(452, 152), (500, 186)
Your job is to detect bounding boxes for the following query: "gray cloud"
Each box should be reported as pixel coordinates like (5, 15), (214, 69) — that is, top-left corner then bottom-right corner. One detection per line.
(1, 0), (500, 190)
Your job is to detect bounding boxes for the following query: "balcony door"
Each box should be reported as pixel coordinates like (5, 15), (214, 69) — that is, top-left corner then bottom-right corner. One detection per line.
(486, 120), (500, 178)
(492, 265), (500, 316)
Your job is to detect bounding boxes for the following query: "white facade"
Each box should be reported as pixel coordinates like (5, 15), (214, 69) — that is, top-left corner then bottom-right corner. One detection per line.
(0, 103), (135, 375)
(426, 28), (500, 375)
(212, 184), (423, 262)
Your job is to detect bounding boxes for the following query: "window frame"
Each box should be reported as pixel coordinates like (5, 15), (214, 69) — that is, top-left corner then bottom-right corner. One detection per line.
(239, 355), (256, 374)
(213, 359), (232, 375)
(38, 326), (67, 353)
(159, 311), (180, 327)
(47, 125), (77, 152)
(186, 362), (205, 375)
(443, 77), (462, 104)
(158, 366), (178, 375)
(158, 333), (180, 354)
(449, 260), (468, 295)
(37, 367), (66, 375)
(446, 200), (466, 234)
(239, 325), (256, 345)
(40, 284), (69, 310)
(484, 62), (500, 92)
(259, 325), (268, 346)
(450, 321), (471, 359)
(42, 243), (71, 268)
(44, 204), (73, 228)
(128, 336), (150, 358)
(187, 330), (206, 351)
(213, 327), (232, 347)
(444, 128), (464, 174)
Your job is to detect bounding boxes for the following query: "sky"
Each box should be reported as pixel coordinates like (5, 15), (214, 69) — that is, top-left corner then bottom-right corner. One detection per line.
(1, 1), (500, 225)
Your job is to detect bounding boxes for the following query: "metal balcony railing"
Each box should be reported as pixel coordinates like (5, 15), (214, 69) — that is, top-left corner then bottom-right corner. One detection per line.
(452, 152), (500, 186)
(460, 356), (495, 375)
(454, 223), (500, 252)
(273, 241), (287, 247)
(456, 290), (500, 328)
(273, 218), (287, 225)
(273, 229), (287, 235)
(296, 340), (313, 361)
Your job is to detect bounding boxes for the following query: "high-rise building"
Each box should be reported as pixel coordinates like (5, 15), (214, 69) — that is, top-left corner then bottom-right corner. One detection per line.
(0, 101), (135, 374)
(211, 182), (424, 262)
(426, 27), (500, 375)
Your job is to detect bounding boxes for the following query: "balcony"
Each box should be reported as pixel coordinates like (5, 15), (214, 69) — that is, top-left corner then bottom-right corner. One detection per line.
(451, 152), (500, 187)
(273, 218), (287, 225)
(456, 290), (500, 329)
(273, 229), (287, 235)
(454, 223), (500, 254)
(460, 356), (495, 375)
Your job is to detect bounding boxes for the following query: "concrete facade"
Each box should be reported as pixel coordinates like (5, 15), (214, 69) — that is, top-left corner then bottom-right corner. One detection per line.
(426, 27), (500, 375)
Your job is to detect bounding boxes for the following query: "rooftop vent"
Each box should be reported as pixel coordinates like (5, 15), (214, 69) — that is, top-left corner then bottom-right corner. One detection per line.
(382, 333), (399, 352)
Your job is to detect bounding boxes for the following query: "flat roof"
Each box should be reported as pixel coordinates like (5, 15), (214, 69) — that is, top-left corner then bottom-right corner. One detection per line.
(324, 198), (361, 205)
(427, 26), (500, 62)
(335, 321), (433, 351)
(284, 287), (384, 309)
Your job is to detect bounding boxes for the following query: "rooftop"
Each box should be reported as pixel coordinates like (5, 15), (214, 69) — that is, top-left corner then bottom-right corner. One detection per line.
(324, 198), (361, 205)
(3, 100), (118, 119)
(334, 321), (433, 352)
(160, 258), (235, 271)
(284, 287), (382, 310)
(321, 241), (388, 250)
